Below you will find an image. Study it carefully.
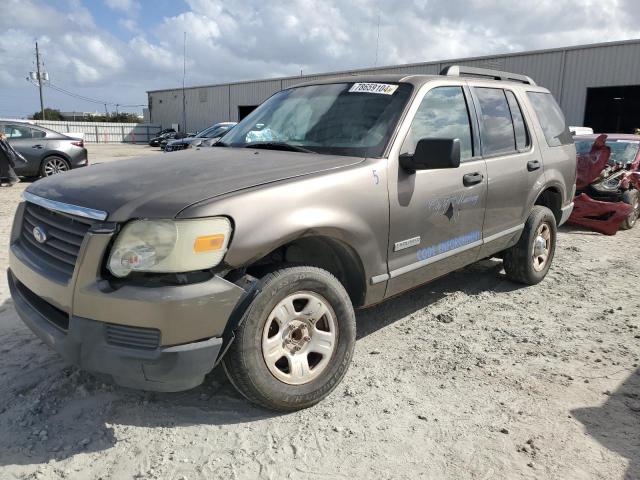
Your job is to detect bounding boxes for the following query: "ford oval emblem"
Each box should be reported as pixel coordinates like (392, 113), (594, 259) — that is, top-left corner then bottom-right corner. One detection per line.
(33, 226), (47, 244)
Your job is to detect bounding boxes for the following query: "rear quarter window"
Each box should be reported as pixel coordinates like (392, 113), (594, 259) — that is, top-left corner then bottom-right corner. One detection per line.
(526, 92), (572, 147)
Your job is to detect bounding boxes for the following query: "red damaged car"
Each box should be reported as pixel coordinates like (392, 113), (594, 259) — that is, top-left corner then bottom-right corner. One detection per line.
(568, 134), (640, 235)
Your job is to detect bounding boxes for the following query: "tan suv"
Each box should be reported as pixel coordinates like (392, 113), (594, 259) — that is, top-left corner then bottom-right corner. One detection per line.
(8, 66), (576, 411)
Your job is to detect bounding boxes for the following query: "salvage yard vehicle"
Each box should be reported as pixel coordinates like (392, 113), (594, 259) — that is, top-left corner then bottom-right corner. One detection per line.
(8, 66), (576, 411)
(568, 133), (640, 234)
(164, 122), (236, 152)
(0, 120), (88, 177)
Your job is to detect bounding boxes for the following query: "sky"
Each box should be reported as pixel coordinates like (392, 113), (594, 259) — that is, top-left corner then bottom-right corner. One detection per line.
(0, 0), (639, 119)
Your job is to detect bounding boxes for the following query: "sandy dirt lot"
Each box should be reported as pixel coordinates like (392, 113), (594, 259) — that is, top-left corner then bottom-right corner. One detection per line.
(87, 144), (164, 164)
(0, 147), (638, 479)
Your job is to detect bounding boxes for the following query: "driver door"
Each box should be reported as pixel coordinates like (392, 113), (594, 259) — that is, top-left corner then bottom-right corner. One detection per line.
(385, 83), (488, 297)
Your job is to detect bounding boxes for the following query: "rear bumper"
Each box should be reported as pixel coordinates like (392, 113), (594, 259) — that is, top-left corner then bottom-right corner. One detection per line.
(9, 269), (224, 391)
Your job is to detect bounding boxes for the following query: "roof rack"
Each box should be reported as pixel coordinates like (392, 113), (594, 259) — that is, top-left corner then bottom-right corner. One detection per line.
(440, 65), (536, 86)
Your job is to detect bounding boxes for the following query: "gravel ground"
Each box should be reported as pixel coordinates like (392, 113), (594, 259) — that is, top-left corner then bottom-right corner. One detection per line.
(0, 150), (638, 479)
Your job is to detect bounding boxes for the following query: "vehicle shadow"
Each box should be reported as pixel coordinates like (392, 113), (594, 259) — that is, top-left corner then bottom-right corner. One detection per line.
(0, 258), (523, 466)
(572, 368), (640, 480)
(356, 258), (519, 340)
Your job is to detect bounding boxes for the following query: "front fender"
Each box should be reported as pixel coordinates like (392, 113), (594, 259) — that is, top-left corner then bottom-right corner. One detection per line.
(178, 159), (391, 304)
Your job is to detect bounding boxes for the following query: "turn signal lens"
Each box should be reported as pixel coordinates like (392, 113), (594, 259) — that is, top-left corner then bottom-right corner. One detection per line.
(193, 234), (225, 253)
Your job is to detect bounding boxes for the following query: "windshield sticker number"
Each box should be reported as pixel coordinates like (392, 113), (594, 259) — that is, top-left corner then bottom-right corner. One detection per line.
(349, 83), (398, 95)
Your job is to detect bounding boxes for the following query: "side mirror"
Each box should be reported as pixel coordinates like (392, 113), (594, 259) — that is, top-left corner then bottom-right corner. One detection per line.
(400, 138), (461, 172)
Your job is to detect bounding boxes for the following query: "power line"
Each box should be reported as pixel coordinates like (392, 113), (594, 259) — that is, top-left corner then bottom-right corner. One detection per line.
(46, 82), (146, 108)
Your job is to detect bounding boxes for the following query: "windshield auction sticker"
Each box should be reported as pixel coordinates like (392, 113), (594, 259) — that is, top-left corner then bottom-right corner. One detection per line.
(349, 83), (398, 95)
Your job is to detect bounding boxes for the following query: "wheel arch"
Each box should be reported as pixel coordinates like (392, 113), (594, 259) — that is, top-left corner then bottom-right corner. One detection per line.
(237, 234), (368, 308)
(40, 152), (72, 174)
(534, 185), (563, 224)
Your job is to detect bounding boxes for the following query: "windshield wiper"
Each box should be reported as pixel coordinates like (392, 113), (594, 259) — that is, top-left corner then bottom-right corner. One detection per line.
(212, 141), (229, 147)
(245, 142), (316, 154)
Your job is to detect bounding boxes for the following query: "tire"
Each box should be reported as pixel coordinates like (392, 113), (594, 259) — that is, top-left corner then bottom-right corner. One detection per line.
(40, 156), (70, 177)
(620, 190), (639, 230)
(503, 206), (557, 285)
(222, 266), (356, 412)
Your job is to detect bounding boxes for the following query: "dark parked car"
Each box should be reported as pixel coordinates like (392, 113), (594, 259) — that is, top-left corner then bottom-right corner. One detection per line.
(0, 121), (88, 177)
(159, 132), (195, 151)
(148, 132), (175, 147)
(165, 122), (236, 152)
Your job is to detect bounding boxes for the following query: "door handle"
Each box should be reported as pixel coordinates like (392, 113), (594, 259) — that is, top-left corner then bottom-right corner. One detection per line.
(527, 160), (541, 171)
(463, 172), (483, 187)
(32, 144), (43, 149)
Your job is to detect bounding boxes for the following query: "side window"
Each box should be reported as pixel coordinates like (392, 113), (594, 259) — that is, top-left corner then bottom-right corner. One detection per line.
(505, 91), (529, 151)
(526, 92), (572, 147)
(474, 88), (515, 156)
(400, 86), (473, 160)
(31, 128), (46, 139)
(5, 125), (33, 139)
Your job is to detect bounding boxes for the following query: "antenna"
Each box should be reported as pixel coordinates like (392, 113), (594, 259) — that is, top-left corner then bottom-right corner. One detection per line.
(374, 7), (381, 66)
(182, 31), (187, 133)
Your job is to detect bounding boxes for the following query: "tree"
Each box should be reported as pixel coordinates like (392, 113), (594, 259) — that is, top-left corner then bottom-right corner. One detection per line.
(85, 112), (141, 123)
(31, 108), (63, 121)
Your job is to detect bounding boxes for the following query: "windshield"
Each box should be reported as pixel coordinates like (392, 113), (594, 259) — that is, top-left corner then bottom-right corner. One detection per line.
(576, 139), (640, 165)
(197, 125), (231, 138)
(221, 82), (413, 157)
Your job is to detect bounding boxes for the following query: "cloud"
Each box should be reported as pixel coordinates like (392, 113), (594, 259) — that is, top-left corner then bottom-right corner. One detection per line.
(104, 0), (141, 16)
(118, 18), (140, 33)
(0, 0), (639, 118)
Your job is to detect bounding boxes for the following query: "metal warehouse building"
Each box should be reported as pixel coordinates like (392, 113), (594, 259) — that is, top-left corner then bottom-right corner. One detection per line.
(148, 39), (640, 134)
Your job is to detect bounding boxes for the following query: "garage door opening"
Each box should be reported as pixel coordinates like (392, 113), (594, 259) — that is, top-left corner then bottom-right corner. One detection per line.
(238, 105), (258, 120)
(584, 85), (640, 133)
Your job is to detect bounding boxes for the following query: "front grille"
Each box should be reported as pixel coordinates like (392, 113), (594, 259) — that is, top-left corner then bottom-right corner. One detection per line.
(165, 144), (187, 152)
(20, 202), (95, 280)
(105, 324), (161, 350)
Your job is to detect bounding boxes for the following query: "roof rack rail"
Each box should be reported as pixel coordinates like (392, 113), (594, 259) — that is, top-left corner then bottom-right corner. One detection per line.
(440, 65), (536, 86)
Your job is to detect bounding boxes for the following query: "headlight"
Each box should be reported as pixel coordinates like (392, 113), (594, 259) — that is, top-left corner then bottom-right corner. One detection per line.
(108, 218), (231, 277)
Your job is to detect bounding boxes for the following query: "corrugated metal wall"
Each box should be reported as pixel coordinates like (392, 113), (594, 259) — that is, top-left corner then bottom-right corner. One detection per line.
(34, 120), (161, 143)
(560, 42), (640, 125)
(148, 40), (640, 129)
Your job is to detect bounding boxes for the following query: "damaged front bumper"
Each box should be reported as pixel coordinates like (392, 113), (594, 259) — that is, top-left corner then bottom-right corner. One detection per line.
(567, 193), (634, 236)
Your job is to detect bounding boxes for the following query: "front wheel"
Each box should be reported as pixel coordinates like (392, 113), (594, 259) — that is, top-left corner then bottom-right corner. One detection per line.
(223, 266), (356, 411)
(620, 190), (639, 230)
(40, 156), (70, 177)
(503, 206), (557, 285)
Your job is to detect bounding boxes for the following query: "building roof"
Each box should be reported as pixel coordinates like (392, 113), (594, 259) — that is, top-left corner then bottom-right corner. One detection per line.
(147, 38), (640, 95)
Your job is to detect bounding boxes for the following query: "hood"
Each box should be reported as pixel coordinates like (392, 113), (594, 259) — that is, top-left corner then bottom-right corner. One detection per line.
(26, 147), (363, 221)
(576, 134), (610, 189)
(168, 137), (202, 146)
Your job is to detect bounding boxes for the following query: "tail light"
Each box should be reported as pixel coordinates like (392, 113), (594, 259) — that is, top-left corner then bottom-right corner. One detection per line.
(71, 140), (84, 148)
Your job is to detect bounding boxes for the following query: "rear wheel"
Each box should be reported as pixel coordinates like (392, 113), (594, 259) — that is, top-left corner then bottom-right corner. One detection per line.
(621, 190), (639, 230)
(40, 156), (70, 177)
(503, 206), (557, 285)
(222, 266), (356, 411)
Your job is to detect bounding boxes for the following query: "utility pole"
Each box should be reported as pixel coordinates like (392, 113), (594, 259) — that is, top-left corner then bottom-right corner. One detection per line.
(182, 31), (187, 133)
(35, 42), (45, 120)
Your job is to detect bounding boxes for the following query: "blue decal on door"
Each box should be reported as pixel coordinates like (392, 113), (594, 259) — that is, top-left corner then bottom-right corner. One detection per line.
(417, 230), (481, 261)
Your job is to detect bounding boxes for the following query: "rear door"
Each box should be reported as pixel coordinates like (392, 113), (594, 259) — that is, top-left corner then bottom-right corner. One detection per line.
(467, 85), (544, 257)
(385, 82), (488, 297)
(3, 124), (46, 175)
